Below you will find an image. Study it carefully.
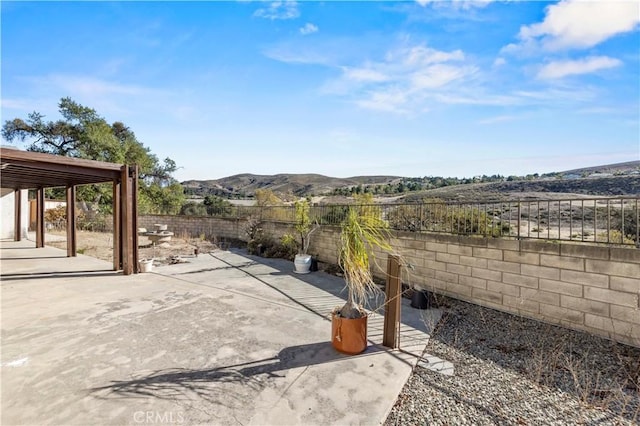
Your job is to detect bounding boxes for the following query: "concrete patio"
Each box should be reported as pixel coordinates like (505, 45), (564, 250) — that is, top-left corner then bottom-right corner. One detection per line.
(1, 239), (441, 425)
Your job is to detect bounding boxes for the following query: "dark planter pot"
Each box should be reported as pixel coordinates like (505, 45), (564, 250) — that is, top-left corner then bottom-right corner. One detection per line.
(411, 290), (431, 310)
(310, 257), (319, 272)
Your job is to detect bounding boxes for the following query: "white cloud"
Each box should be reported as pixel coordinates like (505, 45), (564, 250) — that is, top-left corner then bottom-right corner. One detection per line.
(263, 45), (330, 65)
(513, 0), (640, 52)
(416, 0), (494, 9)
(356, 89), (411, 114)
(342, 67), (389, 83)
(253, 1), (299, 20)
(299, 23), (318, 35)
(433, 92), (521, 106)
(392, 45), (465, 65)
(537, 56), (622, 79)
(335, 44), (476, 113)
(493, 57), (506, 67)
(411, 64), (470, 89)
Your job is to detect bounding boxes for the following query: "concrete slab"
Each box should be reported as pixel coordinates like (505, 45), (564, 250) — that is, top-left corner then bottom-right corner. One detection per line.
(1, 241), (440, 425)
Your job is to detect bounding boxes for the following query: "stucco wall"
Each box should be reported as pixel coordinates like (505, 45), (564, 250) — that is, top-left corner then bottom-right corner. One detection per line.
(1, 189), (29, 240)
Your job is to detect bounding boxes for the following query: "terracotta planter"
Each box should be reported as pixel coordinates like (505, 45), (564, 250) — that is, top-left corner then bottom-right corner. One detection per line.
(331, 312), (368, 355)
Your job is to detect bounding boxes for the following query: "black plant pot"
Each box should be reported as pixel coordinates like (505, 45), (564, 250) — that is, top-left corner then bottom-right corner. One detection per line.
(411, 290), (431, 309)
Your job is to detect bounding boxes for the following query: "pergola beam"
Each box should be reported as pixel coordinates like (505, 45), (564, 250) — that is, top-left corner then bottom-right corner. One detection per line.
(1, 148), (139, 274)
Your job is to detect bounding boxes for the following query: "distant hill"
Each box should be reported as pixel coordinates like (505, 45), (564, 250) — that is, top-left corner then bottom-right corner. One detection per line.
(182, 173), (402, 198)
(182, 161), (639, 202)
(400, 175), (640, 203)
(558, 160), (639, 177)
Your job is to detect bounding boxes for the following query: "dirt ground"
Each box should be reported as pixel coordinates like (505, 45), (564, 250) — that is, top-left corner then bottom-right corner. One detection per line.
(47, 231), (219, 265)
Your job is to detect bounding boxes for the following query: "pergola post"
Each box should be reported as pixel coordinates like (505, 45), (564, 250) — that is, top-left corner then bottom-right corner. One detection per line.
(14, 189), (22, 241)
(113, 181), (122, 271)
(131, 165), (139, 273)
(66, 185), (77, 257)
(120, 165), (134, 275)
(35, 187), (45, 248)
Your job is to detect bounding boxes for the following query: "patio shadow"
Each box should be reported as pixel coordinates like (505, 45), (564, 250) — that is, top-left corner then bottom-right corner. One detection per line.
(89, 341), (382, 404)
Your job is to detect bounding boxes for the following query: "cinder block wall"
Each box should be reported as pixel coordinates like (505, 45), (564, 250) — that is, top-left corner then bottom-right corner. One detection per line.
(138, 215), (299, 246)
(309, 228), (640, 347)
(139, 215), (640, 346)
(138, 215), (247, 242)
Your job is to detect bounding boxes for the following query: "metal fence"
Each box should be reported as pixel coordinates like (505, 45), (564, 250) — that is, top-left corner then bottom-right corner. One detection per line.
(206, 197), (640, 246)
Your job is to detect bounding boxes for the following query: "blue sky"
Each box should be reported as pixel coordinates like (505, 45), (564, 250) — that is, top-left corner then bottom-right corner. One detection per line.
(2, 1), (639, 181)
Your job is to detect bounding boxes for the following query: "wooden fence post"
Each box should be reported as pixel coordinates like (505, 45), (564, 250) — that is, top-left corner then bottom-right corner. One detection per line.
(383, 254), (402, 349)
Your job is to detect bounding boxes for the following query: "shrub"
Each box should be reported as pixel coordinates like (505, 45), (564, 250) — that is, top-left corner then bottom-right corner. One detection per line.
(596, 230), (635, 245)
(317, 205), (349, 226)
(179, 202), (208, 216)
(387, 202), (508, 236)
(45, 205), (67, 229)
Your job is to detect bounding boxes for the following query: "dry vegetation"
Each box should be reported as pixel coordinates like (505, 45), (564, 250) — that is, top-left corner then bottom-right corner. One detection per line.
(386, 296), (640, 425)
(47, 230), (218, 265)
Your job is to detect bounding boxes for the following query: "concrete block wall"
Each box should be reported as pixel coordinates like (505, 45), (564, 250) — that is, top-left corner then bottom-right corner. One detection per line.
(140, 215), (640, 347)
(379, 232), (639, 347)
(307, 227), (640, 347)
(138, 215), (300, 247)
(138, 215), (248, 243)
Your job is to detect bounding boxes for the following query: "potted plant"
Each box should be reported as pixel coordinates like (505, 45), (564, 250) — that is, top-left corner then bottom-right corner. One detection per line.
(332, 194), (393, 355)
(293, 199), (318, 274)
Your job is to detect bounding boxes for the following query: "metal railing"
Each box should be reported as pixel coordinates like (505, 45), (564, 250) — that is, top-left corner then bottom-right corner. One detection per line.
(200, 197), (640, 246)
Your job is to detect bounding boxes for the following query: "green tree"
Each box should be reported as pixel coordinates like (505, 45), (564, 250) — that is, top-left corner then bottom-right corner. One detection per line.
(179, 202), (208, 216)
(203, 195), (233, 216)
(2, 98), (184, 214)
(254, 189), (282, 207)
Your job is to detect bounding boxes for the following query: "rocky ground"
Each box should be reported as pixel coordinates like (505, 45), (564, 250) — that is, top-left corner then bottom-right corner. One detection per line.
(46, 230), (218, 265)
(385, 296), (640, 425)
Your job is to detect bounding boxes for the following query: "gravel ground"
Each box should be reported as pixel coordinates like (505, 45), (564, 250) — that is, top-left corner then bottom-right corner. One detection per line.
(385, 297), (640, 425)
(46, 230), (219, 265)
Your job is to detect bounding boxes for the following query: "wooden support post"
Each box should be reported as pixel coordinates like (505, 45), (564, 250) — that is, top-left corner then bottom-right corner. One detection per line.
(383, 254), (402, 349)
(121, 165), (134, 275)
(66, 185), (77, 257)
(14, 189), (22, 241)
(113, 181), (122, 271)
(131, 165), (139, 273)
(36, 187), (45, 248)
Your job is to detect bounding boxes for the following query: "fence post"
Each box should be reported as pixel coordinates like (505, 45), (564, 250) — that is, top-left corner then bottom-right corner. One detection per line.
(383, 254), (402, 349)
(517, 202), (521, 239)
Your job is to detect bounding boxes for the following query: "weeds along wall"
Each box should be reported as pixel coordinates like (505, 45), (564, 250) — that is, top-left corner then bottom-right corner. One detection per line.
(138, 215), (248, 244)
(315, 228), (640, 347)
(138, 215), (301, 248)
(140, 214), (640, 347)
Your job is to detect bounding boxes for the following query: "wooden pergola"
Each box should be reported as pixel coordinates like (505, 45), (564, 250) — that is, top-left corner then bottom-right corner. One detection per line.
(0, 147), (139, 274)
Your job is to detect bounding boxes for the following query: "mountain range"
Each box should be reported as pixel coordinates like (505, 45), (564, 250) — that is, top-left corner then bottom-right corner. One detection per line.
(182, 161), (640, 202)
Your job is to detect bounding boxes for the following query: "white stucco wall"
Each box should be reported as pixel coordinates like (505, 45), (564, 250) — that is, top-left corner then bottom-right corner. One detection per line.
(1, 188), (29, 239)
